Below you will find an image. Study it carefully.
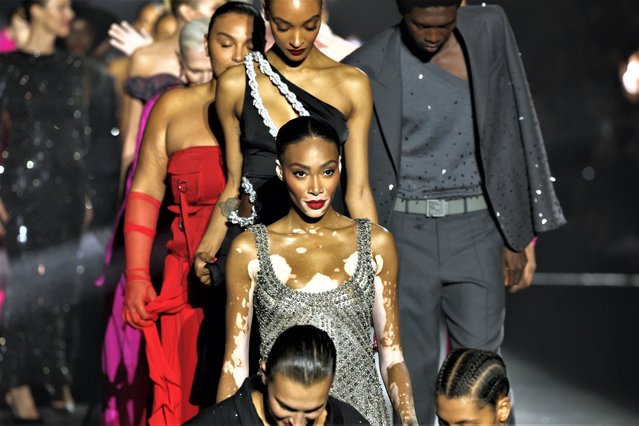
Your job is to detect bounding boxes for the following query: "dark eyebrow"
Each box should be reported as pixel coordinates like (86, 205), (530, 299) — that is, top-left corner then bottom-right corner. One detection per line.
(289, 160), (337, 170)
(414, 18), (456, 28)
(272, 15), (321, 26)
(275, 396), (324, 413)
(216, 32), (235, 40)
(289, 162), (310, 170)
(320, 160), (338, 168)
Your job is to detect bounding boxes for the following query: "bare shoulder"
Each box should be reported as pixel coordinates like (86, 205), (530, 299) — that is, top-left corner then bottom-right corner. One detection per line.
(230, 228), (259, 259)
(325, 62), (371, 103)
(128, 44), (157, 75)
(332, 61), (370, 86)
(151, 86), (188, 117)
(129, 39), (174, 76)
(218, 63), (247, 93)
(370, 223), (396, 253)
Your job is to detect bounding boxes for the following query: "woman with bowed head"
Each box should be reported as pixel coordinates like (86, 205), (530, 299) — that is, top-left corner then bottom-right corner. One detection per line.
(194, 0), (378, 285)
(121, 3), (265, 424)
(217, 117), (417, 425)
(101, 16), (218, 425)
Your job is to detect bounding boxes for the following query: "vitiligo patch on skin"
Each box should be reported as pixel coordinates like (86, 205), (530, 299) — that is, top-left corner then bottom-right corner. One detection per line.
(374, 254), (384, 274)
(295, 247), (308, 254)
(334, 268), (340, 272)
(270, 254), (293, 284)
(343, 252), (358, 276)
(300, 273), (339, 293)
(309, 228), (318, 235)
(332, 231), (337, 236)
(235, 247), (243, 254)
(292, 228), (305, 234)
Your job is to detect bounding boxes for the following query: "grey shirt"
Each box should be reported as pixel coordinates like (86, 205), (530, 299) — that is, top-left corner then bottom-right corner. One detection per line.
(398, 41), (483, 200)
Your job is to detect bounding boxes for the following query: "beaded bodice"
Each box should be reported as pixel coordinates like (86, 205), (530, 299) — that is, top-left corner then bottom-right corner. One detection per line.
(251, 219), (390, 425)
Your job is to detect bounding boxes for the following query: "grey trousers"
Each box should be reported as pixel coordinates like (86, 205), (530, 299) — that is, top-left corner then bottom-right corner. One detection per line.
(390, 209), (506, 424)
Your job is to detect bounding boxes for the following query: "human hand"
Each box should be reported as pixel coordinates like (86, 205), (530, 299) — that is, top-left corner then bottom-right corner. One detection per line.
(109, 21), (153, 56)
(194, 252), (213, 286)
(509, 242), (536, 293)
(502, 246), (527, 291)
(122, 280), (157, 329)
(0, 197), (9, 238)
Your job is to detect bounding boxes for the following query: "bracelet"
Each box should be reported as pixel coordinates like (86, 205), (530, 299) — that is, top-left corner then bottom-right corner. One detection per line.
(228, 177), (258, 228)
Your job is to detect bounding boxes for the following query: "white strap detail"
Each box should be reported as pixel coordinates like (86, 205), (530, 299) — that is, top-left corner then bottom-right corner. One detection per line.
(244, 51), (310, 138)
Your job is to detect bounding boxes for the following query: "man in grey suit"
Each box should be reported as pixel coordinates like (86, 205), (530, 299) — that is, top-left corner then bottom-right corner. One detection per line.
(343, 0), (565, 422)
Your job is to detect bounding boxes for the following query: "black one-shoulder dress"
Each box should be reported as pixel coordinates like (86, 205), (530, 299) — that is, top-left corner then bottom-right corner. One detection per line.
(239, 52), (349, 225)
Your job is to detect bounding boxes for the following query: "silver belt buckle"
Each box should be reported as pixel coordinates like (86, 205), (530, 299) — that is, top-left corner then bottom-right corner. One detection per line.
(426, 199), (448, 217)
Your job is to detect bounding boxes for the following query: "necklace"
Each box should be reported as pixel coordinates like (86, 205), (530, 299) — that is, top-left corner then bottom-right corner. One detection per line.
(244, 51), (310, 138)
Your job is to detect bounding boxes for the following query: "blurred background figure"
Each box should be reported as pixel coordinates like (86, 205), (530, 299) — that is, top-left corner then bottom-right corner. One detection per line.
(0, 6), (30, 53)
(0, 0), (118, 422)
(313, 1), (360, 62)
(152, 10), (178, 40)
(63, 2), (115, 59)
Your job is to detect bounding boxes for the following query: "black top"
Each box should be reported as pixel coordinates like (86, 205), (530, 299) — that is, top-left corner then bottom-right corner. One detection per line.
(239, 62), (349, 224)
(186, 376), (369, 425)
(0, 50), (119, 255)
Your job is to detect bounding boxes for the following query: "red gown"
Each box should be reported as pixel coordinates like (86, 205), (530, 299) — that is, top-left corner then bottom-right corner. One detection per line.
(142, 146), (225, 425)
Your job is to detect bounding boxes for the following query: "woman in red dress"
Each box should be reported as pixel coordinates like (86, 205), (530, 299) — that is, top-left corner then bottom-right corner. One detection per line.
(121, 3), (265, 424)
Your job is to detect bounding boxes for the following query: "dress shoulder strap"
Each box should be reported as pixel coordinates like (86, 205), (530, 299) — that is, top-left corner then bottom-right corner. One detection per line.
(243, 51), (310, 138)
(249, 223), (272, 274)
(354, 218), (372, 263)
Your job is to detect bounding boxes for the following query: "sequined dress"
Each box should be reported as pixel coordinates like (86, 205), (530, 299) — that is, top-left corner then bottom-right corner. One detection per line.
(251, 219), (390, 426)
(0, 50), (117, 387)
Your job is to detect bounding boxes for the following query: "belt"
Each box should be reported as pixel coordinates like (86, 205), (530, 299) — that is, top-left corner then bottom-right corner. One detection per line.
(393, 195), (487, 217)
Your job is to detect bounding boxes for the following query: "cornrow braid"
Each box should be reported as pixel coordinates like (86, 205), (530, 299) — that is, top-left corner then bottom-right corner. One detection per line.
(435, 348), (510, 409)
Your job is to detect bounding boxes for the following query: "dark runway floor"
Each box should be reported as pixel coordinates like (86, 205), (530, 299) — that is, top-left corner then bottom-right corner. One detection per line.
(502, 284), (639, 425)
(1, 285), (638, 425)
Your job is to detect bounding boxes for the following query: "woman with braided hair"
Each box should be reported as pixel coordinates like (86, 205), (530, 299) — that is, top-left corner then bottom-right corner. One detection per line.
(435, 348), (512, 426)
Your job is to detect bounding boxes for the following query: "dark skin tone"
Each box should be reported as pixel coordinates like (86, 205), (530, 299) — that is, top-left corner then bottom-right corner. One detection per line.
(402, 5), (534, 292)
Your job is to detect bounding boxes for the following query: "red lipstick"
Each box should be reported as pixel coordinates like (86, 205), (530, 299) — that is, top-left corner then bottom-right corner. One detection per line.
(306, 199), (326, 210)
(288, 48), (306, 56)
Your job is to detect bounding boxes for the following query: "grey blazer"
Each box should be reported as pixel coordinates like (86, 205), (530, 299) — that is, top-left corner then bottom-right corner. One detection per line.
(343, 5), (565, 251)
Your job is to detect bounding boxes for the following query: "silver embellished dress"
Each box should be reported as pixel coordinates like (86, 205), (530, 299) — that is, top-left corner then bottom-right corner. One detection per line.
(251, 219), (390, 425)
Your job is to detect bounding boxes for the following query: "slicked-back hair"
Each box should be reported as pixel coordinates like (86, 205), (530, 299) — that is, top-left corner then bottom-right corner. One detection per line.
(263, 0), (323, 15)
(396, 0), (462, 15)
(435, 348), (510, 409)
(276, 116), (340, 159)
(21, 0), (47, 22)
(265, 325), (336, 386)
(179, 17), (209, 53)
(207, 1), (266, 54)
